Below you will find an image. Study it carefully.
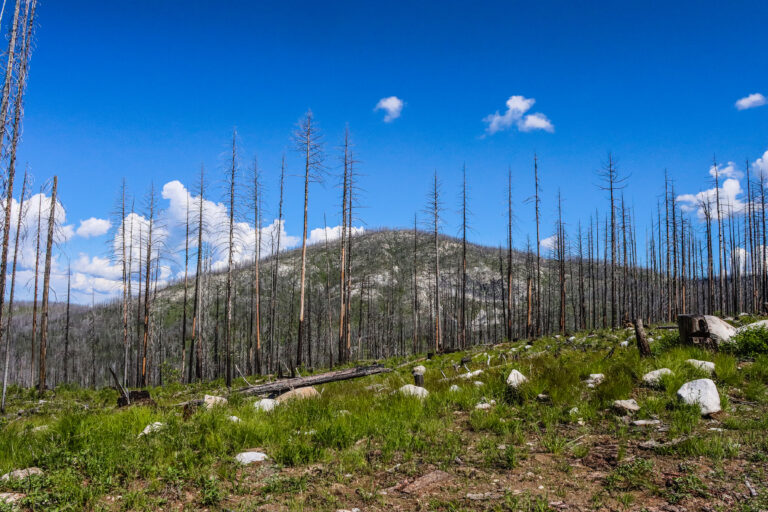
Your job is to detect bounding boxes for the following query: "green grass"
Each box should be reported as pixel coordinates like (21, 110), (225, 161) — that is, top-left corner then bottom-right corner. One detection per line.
(1, 323), (768, 510)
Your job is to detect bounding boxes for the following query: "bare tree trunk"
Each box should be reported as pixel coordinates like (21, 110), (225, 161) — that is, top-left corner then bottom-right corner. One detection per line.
(1, 169), (26, 412)
(141, 184), (155, 387)
(37, 175), (56, 395)
(189, 166), (205, 382)
(225, 131), (236, 387)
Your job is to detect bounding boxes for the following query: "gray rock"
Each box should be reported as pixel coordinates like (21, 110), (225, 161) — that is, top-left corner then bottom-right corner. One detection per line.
(642, 368), (672, 387)
(254, 398), (277, 412)
(235, 451), (268, 464)
(677, 378), (721, 415)
(584, 373), (604, 388)
(1, 467), (43, 481)
(506, 370), (528, 388)
(613, 399), (640, 413)
(686, 359), (715, 374)
(399, 384), (429, 399)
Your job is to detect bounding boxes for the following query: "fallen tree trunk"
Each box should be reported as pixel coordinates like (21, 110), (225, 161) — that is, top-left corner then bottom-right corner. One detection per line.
(236, 364), (391, 397)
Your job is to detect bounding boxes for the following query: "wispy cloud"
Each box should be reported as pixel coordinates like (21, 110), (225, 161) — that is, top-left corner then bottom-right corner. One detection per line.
(483, 95), (554, 135)
(735, 93), (767, 111)
(374, 96), (404, 122)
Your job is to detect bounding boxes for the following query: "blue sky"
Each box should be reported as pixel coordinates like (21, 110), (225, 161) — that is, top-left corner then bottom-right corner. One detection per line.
(10, 0), (768, 302)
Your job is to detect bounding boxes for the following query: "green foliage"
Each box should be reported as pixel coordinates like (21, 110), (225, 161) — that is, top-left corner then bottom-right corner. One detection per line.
(727, 326), (768, 357)
(604, 458), (655, 492)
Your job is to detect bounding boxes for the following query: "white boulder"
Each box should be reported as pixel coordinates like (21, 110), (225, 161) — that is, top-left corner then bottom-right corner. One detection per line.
(138, 422), (165, 437)
(459, 369), (483, 379)
(506, 370), (528, 389)
(702, 315), (737, 343)
(642, 368), (673, 387)
(276, 386), (320, 402)
(736, 319), (768, 334)
(254, 398), (277, 412)
(1, 467), (43, 481)
(399, 384), (429, 399)
(613, 399), (640, 413)
(686, 359), (715, 374)
(203, 394), (228, 408)
(235, 451), (268, 465)
(677, 378), (721, 415)
(584, 373), (604, 388)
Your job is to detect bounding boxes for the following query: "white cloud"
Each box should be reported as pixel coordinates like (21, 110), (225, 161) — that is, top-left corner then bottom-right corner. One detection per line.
(754, 150), (768, 175)
(709, 161), (742, 180)
(374, 96), (404, 122)
(72, 253), (122, 280)
(677, 178), (745, 220)
(540, 235), (557, 250)
(735, 93), (767, 111)
(76, 217), (111, 238)
(307, 225), (364, 245)
(483, 95), (554, 135)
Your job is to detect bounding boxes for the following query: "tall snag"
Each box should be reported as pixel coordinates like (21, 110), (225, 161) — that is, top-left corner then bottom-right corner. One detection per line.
(38, 176), (56, 394)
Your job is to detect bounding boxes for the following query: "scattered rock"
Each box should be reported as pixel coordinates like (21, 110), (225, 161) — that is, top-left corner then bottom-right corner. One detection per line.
(475, 402), (493, 410)
(228, 415), (241, 423)
(1, 467), (44, 481)
(336, 509), (361, 512)
(399, 384), (429, 399)
(402, 470), (452, 494)
(235, 451), (268, 465)
(568, 336), (576, 342)
(735, 319), (768, 334)
(524, 344), (532, 350)
(0, 492), (25, 504)
(449, 384), (460, 392)
(138, 422), (165, 437)
(537, 393), (550, 401)
(643, 368), (673, 387)
(584, 373), (604, 388)
(412, 365), (427, 376)
(473, 380), (484, 387)
(203, 394), (227, 408)
(677, 378), (721, 415)
(276, 386), (320, 402)
(459, 369), (483, 379)
(569, 407), (579, 415)
(631, 419), (661, 427)
(506, 369), (528, 389)
(254, 398), (277, 412)
(686, 359), (715, 374)
(619, 340), (629, 347)
(467, 491), (501, 500)
(613, 399), (640, 413)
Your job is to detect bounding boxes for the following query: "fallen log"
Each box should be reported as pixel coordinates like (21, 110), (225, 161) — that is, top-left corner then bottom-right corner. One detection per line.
(235, 364), (392, 397)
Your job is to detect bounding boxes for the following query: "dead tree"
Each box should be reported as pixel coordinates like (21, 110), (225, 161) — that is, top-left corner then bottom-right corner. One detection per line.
(38, 175), (57, 394)
(293, 110), (324, 369)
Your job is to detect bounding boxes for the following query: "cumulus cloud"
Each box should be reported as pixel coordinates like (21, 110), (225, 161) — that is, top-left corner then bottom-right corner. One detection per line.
(709, 161), (742, 180)
(540, 235), (557, 250)
(754, 150), (768, 174)
(76, 217), (111, 238)
(735, 93), (767, 111)
(483, 95), (554, 135)
(374, 96), (404, 122)
(307, 225), (364, 245)
(677, 178), (745, 219)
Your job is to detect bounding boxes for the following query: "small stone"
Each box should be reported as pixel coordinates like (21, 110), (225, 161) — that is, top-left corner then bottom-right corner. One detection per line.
(399, 384), (429, 399)
(643, 368), (673, 387)
(138, 422), (165, 437)
(613, 399), (640, 413)
(254, 398), (277, 412)
(1, 467), (43, 481)
(203, 394), (227, 408)
(686, 359), (715, 374)
(449, 384), (460, 392)
(0, 492), (25, 504)
(677, 378), (721, 415)
(619, 340), (629, 347)
(460, 369), (483, 379)
(228, 415), (241, 423)
(506, 369), (528, 389)
(475, 402), (493, 410)
(524, 344), (532, 350)
(584, 373), (604, 388)
(473, 380), (484, 387)
(235, 451), (268, 465)
(631, 419), (661, 427)
(276, 386), (319, 402)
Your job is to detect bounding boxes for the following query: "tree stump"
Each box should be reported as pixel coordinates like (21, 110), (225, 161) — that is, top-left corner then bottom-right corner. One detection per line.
(677, 314), (716, 349)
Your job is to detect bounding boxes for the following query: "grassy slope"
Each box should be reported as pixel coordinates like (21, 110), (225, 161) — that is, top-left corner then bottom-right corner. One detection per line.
(1, 322), (768, 511)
